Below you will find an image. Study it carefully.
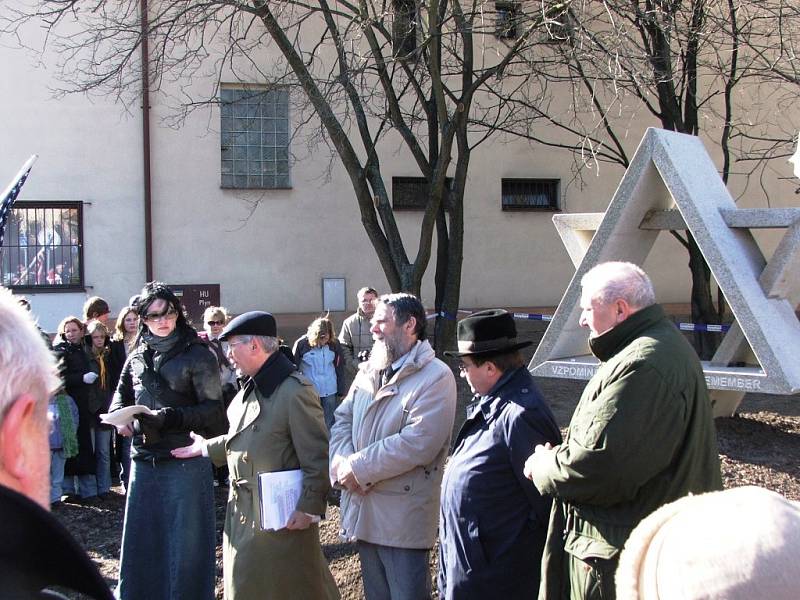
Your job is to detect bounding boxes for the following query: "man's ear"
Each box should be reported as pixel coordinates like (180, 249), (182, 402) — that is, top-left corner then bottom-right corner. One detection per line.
(0, 394), (39, 480)
(403, 316), (417, 336)
(616, 299), (632, 320)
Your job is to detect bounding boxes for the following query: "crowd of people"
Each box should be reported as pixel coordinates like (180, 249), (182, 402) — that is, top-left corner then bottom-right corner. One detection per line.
(1, 264), (799, 600)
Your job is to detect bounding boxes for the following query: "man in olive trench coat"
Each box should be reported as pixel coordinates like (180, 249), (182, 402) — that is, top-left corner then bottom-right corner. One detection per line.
(173, 312), (339, 600)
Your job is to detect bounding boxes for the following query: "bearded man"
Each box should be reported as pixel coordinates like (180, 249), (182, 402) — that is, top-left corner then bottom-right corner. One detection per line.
(329, 293), (457, 600)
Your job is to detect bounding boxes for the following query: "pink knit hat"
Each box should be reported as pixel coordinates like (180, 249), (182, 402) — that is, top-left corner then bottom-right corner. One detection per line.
(616, 486), (800, 600)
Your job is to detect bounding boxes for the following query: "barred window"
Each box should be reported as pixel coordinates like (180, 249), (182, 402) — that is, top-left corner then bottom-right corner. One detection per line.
(220, 86), (291, 189)
(1, 202), (83, 289)
(495, 2), (521, 39)
(392, 177), (454, 211)
(501, 178), (560, 211)
(393, 0), (418, 58)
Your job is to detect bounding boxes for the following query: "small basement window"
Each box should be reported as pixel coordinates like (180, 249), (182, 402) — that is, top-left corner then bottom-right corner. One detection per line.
(392, 176), (454, 211)
(501, 178), (559, 211)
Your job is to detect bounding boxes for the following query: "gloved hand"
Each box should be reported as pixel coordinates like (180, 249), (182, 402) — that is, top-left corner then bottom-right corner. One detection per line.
(137, 410), (167, 431)
(137, 409), (168, 446)
(136, 407), (181, 445)
(83, 372), (99, 384)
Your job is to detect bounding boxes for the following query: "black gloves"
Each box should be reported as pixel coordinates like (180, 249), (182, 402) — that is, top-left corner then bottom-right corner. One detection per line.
(136, 408), (181, 445)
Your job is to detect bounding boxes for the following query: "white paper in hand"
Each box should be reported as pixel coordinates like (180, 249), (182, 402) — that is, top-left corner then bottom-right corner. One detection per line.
(100, 405), (155, 428)
(258, 469), (304, 531)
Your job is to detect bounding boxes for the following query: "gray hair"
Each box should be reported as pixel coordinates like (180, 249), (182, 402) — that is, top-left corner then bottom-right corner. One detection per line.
(250, 335), (280, 355)
(0, 287), (60, 426)
(581, 262), (656, 309)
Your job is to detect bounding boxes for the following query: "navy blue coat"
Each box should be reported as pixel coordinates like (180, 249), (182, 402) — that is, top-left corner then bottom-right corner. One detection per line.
(438, 366), (561, 599)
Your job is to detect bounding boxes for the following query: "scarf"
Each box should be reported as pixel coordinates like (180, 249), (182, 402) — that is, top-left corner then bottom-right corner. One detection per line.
(142, 328), (181, 369)
(208, 338), (231, 369)
(55, 394), (78, 459)
(93, 346), (108, 391)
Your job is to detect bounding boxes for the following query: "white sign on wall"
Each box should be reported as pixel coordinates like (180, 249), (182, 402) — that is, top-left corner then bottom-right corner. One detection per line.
(322, 277), (346, 312)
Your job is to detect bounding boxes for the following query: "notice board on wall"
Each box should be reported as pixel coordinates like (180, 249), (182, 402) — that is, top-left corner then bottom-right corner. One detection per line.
(169, 284), (221, 326)
(322, 277), (346, 312)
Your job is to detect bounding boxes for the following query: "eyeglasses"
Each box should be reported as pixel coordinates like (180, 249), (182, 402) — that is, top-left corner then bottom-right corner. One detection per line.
(144, 307), (179, 322)
(227, 339), (251, 350)
(206, 320), (224, 327)
(458, 362), (477, 373)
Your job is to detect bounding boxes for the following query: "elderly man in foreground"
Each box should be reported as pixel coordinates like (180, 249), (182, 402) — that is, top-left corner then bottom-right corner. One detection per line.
(524, 261), (722, 600)
(0, 287), (112, 599)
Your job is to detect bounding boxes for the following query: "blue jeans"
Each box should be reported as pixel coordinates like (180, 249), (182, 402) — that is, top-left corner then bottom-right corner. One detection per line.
(116, 457), (216, 600)
(62, 473), (98, 498)
(95, 428), (113, 495)
(50, 449), (66, 503)
(63, 425), (98, 498)
(63, 427), (110, 498)
(321, 394), (338, 432)
(358, 541), (431, 600)
(118, 434), (132, 488)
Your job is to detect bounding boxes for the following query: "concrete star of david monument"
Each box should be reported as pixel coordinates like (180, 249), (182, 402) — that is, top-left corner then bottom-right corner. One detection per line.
(529, 128), (800, 417)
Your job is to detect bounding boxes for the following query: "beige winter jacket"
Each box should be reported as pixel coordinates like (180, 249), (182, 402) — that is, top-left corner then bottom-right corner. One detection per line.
(329, 339), (457, 549)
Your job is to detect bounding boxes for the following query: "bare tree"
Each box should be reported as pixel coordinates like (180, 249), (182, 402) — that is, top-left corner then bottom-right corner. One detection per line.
(2, 0), (574, 352)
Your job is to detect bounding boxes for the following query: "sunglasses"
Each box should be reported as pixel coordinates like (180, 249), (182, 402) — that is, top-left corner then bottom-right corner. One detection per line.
(206, 320), (224, 327)
(144, 307), (179, 322)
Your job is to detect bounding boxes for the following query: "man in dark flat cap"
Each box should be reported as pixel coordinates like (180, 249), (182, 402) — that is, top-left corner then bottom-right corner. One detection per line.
(438, 309), (561, 600)
(173, 311), (338, 600)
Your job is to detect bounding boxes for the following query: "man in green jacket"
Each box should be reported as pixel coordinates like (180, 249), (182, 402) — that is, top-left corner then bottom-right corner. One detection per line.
(524, 261), (722, 600)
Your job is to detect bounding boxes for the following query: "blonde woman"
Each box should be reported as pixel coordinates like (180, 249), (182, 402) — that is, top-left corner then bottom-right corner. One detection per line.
(110, 306), (139, 492)
(201, 306), (239, 405)
(112, 306), (139, 354)
(292, 317), (346, 431)
(86, 321), (122, 499)
(201, 306), (238, 487)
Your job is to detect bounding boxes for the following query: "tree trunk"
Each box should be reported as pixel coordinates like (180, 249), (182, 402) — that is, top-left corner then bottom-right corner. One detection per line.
(432, 140), (467, 356)
(687, 232), (720, 359)
(433, 222), (462, 356)
(433, 245), (461, 356)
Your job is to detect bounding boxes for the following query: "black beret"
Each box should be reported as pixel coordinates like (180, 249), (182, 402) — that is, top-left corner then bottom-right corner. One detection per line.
(219, 311), (277, 341)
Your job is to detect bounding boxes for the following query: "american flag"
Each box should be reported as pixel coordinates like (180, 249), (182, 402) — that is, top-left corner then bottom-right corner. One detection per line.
(0, 155), (37, 249)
